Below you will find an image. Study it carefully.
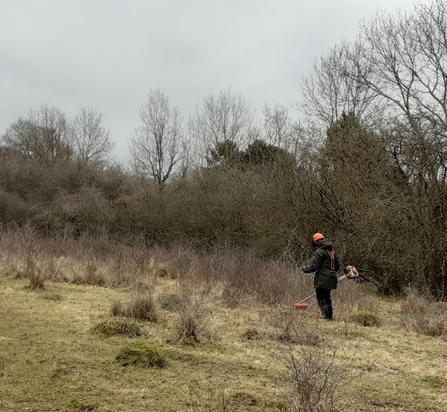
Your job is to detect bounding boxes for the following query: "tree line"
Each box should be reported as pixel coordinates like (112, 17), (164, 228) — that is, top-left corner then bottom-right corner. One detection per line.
(2, 0), (447, 299)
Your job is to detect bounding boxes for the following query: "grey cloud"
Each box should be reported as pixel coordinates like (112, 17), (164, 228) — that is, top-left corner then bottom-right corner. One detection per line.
(0, 0), (433, 161)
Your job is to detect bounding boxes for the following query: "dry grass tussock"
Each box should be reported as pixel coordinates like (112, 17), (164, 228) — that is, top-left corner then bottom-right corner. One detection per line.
(332, 276), (378, 320)
(1, 229), (447, 411)
(262, 305), (324, 346)
(111, 290), (158, 322)
(126, 291), (158, 322)
(172, 288), (214, 345)
(401, 288), (447, 336)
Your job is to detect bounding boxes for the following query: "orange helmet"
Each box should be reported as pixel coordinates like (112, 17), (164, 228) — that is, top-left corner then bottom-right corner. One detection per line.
(312, 233), (325, 243)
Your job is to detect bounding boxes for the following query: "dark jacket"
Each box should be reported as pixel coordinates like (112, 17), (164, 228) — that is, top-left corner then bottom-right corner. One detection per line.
(302, 239), (340, 290)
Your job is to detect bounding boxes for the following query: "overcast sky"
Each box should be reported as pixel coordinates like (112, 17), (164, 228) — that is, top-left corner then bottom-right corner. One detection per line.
(0, 0), (432, 162)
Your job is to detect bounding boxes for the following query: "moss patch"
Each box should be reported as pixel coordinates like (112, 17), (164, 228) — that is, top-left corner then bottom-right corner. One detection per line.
(115, 341), (166, 368)
(91, 318), (142, 338)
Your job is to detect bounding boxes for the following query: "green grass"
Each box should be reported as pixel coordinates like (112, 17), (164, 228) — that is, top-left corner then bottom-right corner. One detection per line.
(0, 276), (446, 411)
(91, 318), (142, 338)
(115, 341), (166, 368)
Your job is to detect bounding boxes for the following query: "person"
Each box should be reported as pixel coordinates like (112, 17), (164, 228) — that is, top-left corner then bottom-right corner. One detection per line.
(301, 233), (340, 320)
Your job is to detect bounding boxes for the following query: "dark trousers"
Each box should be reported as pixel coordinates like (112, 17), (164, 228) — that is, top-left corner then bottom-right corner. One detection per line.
(315, 287), (333, 320)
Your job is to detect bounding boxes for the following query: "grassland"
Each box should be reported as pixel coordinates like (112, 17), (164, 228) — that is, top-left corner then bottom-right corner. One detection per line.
(0, 234), (446, 411)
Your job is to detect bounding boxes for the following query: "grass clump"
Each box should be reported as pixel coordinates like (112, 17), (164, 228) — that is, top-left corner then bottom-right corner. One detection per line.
(68, 398), (98, 411)
(24, 254), (46, 290)
(115, 341), (166, 368)
(127, 293), (158, 321)
(158, 292), (185, 312)
(111, 292), (158, 322)
(227, 391), (258, 408)
(173, 292), (212, 345)
(349, 311), (381, 327)
(401, 289), (447, 336)
(40, 292), (64, 301)
(264, 306), (323, 346)
(175, 310), (207, 345)
(91, 318), (142, 337)
(241, 328), (260, 340)
(72, 262), (106, 287)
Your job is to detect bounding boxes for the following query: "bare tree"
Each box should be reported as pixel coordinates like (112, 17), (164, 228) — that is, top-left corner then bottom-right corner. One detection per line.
(297, 0), (447, 298)
(262, 104), (293, 148)
(299, 1), (447, 128)
(189, 87), (255, 166)
(338, 0), (447, 133)
(2, 117), (36, 156)
(2, 103), (73, 165)
(129, 89), (184, 188)
(298, 42), (383, 127)
(299, 0), (447, 185)
(347, 0), (447, 192)
(72, 108), (114, 165)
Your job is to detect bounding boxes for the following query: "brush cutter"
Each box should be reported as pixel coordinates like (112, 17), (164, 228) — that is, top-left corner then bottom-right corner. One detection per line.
(293, 273), (349, 310)
(357, 272), (381, 288)
(344, 265), (359, 279)
(293, 292), (316, 309)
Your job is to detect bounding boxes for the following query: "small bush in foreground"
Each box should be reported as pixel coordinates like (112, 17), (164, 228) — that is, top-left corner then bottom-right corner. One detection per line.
(227, 391), (258, 408)
(175, 311), (206, 345)
(91, 318), (141, 337)
(280, 345), (352, 412)
(350, 311), (381, 327)
(115, 341), (166, 368)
